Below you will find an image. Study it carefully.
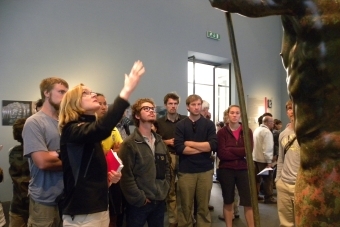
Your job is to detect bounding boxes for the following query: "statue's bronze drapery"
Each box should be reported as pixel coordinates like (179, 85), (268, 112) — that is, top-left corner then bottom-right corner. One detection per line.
(210, 0), (340, 226)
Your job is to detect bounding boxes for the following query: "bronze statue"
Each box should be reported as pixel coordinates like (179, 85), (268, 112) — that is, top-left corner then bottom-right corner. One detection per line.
(209, 0), (340, 226)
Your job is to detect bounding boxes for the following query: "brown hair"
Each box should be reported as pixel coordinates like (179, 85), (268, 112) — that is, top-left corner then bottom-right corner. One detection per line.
(35, 99), (43, 111)
(131, 98), (155, 127)
(40, 77), (69, 101)
(58, 83), (87, 131)
(223, 105), (240, 123)
(225, 105), (240, 115)
(185, 94), (202, 106)
(13, 118), (26, 144)
(163, 92), (180, 104)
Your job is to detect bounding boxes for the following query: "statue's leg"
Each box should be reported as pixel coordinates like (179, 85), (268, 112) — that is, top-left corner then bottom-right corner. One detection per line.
(295, 158), (340, 227)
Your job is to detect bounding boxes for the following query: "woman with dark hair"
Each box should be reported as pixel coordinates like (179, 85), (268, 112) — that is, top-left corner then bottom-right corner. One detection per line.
(216, 121), (224, 131)
(58, 61), (145, 227)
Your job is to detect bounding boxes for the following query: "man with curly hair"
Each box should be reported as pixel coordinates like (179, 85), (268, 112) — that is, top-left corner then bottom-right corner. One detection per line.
(119, 98), (170, 227)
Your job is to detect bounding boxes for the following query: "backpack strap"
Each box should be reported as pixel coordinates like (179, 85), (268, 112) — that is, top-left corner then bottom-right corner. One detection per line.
(283, 135), (296, 158)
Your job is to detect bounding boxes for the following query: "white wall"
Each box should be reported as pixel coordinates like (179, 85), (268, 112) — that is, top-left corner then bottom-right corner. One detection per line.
(0, 0), (285, 201)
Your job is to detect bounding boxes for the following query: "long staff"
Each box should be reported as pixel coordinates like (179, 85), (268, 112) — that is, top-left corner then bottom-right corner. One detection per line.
(225, 12), (261, 227)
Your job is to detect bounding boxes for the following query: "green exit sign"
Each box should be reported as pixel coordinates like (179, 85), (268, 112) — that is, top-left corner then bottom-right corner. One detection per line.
(206, 31), (220, 40)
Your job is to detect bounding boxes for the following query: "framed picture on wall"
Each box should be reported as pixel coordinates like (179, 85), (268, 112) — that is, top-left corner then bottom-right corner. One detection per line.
(2, 100), (33, 126)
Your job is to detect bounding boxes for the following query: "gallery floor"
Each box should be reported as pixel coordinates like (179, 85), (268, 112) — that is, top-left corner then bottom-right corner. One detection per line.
(178, 182), (280, 227)
(1, 182), (279, 227)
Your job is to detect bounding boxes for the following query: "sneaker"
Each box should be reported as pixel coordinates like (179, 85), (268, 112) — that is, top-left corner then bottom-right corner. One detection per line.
(258, 195), (264, 201)
(264, 197), (277, 204)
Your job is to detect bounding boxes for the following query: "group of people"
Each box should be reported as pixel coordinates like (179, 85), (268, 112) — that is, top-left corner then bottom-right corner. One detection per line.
(0, 60), (300, 227)
(1, 61), (144, 227)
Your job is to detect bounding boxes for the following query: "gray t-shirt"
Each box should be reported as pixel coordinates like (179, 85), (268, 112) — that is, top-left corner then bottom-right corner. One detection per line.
(275, 127), (300, 184)
(23, 111), (63, 205)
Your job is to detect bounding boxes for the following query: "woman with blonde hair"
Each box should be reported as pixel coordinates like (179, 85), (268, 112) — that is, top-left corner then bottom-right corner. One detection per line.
(58, 61), (145, 227)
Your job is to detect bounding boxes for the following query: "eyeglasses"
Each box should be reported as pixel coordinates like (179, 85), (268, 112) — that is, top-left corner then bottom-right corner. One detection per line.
(82, 90), (96, 97)
(141, 106), (156, 112)
(192, 121), (196, 133)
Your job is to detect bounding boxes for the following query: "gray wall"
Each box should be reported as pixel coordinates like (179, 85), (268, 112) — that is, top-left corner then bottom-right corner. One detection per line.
(0, 0), (286, 201)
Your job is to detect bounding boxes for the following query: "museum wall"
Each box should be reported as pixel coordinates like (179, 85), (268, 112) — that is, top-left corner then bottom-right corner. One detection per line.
(0, 0), (284, 201)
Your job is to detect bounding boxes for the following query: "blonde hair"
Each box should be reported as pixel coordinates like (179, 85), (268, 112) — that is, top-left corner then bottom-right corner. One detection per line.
(58, 83), (87, 132)
(286, 100), (293, 110)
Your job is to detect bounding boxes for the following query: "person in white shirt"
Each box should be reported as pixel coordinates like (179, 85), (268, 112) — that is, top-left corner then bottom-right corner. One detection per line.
(252, 116), (276, 204)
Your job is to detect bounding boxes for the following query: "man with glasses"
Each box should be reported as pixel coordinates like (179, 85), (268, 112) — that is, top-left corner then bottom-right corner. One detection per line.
(174, 94), (217, 227)
(156, 92), (187, 227)
(23, 77), (68, 227)
(119, 98), (170, 227)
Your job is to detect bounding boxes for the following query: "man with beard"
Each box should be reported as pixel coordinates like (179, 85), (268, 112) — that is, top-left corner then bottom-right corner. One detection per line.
(119, 98), (170, 227)
(23, 77), (68, 227)
(175, 94), (217, 227)
(156, 92), (187, 227)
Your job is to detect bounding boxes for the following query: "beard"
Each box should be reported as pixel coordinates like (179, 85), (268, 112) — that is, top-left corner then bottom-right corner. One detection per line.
(140, 117), (155, 124)
(168, 108), (177, 114)
(48, 96), (60, 111)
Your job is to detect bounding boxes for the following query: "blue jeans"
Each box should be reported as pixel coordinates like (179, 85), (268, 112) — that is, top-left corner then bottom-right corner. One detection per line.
(126, 200), (165, 227)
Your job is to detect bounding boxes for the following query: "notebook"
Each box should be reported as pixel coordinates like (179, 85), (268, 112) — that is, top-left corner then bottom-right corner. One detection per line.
(106, 149), (124, 172)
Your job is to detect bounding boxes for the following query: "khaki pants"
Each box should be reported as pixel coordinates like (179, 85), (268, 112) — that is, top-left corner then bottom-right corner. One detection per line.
(9, 211), (28, 227)
(167, 153), (179, 224)
(63, 210), (109, 227)
(178, 169), (213, 227)
(276, 178), (295, 227)
(28, 198), (61, 227)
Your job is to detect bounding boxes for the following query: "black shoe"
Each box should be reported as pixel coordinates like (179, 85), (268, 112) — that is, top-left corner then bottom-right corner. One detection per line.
(218, 214), (237, 221)
(264, 197), (277, 204)
(208, 205), (214, 211)
(257, 195), (264, 201)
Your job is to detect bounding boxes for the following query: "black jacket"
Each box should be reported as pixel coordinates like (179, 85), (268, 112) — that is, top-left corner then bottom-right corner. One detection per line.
(60, 96), (129, 215)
